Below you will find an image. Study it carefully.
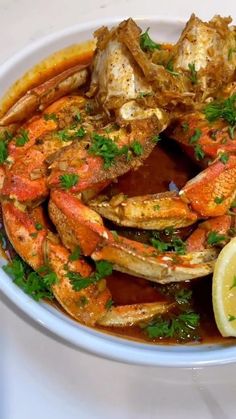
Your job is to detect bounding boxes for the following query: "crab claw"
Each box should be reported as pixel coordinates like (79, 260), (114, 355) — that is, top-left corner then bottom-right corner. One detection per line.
(45, 237), (112, 326)
(186, 215), (232, 252)
(0, 64), (88, 126)
(2, 201), (47, 269)
(89, 191), (198, 230)
(91, 235), (217, 284)
(49, 190), (111, 256)
(180, 155), (236, 217)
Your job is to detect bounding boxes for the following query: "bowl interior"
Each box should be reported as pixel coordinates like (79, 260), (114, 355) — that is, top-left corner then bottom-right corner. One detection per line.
(1, 16), (236, 367)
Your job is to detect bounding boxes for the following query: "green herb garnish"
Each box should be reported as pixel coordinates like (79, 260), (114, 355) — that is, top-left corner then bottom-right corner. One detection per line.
(175, 288), (192, 305)
(188, 63), (198, 84)
(35, 222), (43, 231)
(189, 128), (202, 144)
(0, 139), (8, 163)
(207, 231), (226, 246)
(229, 275), (236, 290)
(68, 260), (113, 291)
(182, 122), (189, 133)
(204, 94), (236, 127)
(228, 315), (236, 322)
(130, 140), (143, 156)
(219, 152), (229, 165)
(166, 60), (179, 76)
(140, 28), (161, 52)
(105, 299), (114, 310)
(43, 113), (58, 122)
(69, 246), (81, 261)
(15, 129), (29, 147)
(3, 258), (57, 301)
(194, 143), (205, 160)
(214, 196), (224, 204)
(144, 311), (200, 341)
(59, 173), (79, 189)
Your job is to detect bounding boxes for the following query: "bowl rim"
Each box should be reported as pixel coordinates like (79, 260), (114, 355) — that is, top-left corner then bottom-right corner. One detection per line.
(1, 15), (236, 368)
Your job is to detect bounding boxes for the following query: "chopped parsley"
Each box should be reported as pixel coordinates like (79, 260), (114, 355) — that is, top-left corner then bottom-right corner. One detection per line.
(105, 298), (114, 310)
(219, 152), (229, 165)
(152, 134), (161, 143)
(59, 173), (79, 189)
(3, 258), (57, 301)
(175, 288), (192, 305)
(75, 112), (82, 122)
(214, 196), (224, 204)
(138, 91), (153, 98)
(230, 275), (236, 290)
(69, 246), (81, 261)
(78, 296), (88, 307)
(140, 28), (161, 52)
(130, 140), (143, 156)
(228, 315), (236, 322)
(228, 125), (235, 139)
(189, 128), (202, 144)
(0, 139), (8, 163)
(207, 231), (226, 246)
(204, 94), (236, 127)
(188, 63), (198, 84)
(57, 126), (86, 141)
(43, 113), (58, 122)
(166, 60), (179, 76)
(194, 143), (205, 160)
(182, 122), (189, 132)
(35, 222), (43, 231)
(143, 311), (200, 341)
(68, 260), (113, 291)
(15, 129), (29, 147)
(150, 233), (186, 255)
(153, 204), (160, 210)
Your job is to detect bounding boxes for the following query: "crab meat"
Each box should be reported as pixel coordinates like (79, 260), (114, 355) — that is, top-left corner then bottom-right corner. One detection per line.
(172, 14), (236, 93)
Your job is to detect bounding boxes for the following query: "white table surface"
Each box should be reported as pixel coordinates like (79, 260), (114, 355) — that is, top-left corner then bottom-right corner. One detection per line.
(1, 0), (236, 418)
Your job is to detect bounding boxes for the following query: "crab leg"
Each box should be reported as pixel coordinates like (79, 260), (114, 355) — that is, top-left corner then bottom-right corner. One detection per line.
(49, 190), (217, 283)
(91, 235), (217, 284)
(89, 191), (198, 230)
(180, 155), (236, 217)
(0, 64), (88, 126)
(2, 199), (172, 326)
(186, 215), (232, 252)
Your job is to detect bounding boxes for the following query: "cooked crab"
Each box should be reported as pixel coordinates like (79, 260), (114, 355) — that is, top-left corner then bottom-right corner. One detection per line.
(1, 15), (236, 332)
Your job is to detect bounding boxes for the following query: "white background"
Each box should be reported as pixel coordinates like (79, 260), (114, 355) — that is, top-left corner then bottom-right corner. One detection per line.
(1, 0), (236, 418)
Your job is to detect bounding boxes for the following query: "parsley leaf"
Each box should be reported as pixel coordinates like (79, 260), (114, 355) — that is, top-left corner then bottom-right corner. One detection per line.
(105, 298), (114, 310)
(68, 260), (113, 291)
(130, 140), (143, 156)
(43, 113), (58, 122)
(59, 173), (79, 189)
(35, 222), (43, 231)
(188, 63), (198, 84)
(15, 129), (29, 147)
(229, 275), (236, 290)
(182, 122), (189, 132)
(189, 128), (202, 144)
(204, 94), (236, 127)
(194, 143), (205, 160)
(207, 231), (226, 246)
(3, 258), (57, 301)
(175, 288), (192, 305)
(219, 152), (229, 165)
(152, 134), (161, 143)
(214, 196), (224, 204)
(166, 60), (179, 76)
(69, 246), (81, 261)
(89, 133), (126, 169)
(140, 28), (161, 52)
(228, 315), (236, 322)
(0, 139), (8, 163)
(144, 311), (200, 341)
(228, 48), (236, 61)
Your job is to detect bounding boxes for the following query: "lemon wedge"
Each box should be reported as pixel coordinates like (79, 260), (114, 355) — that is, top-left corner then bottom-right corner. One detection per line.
(212, 237), (236, 337)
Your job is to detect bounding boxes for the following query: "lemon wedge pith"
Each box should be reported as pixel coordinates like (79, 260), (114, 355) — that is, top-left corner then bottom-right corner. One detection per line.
(213, 237), (236, 337)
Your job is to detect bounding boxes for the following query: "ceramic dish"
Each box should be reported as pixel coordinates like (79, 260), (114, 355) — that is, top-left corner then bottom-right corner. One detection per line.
(1, 16), (236, 367)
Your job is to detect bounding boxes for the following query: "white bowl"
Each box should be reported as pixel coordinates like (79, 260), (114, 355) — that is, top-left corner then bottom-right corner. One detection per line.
(1, 16), (236, 367)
